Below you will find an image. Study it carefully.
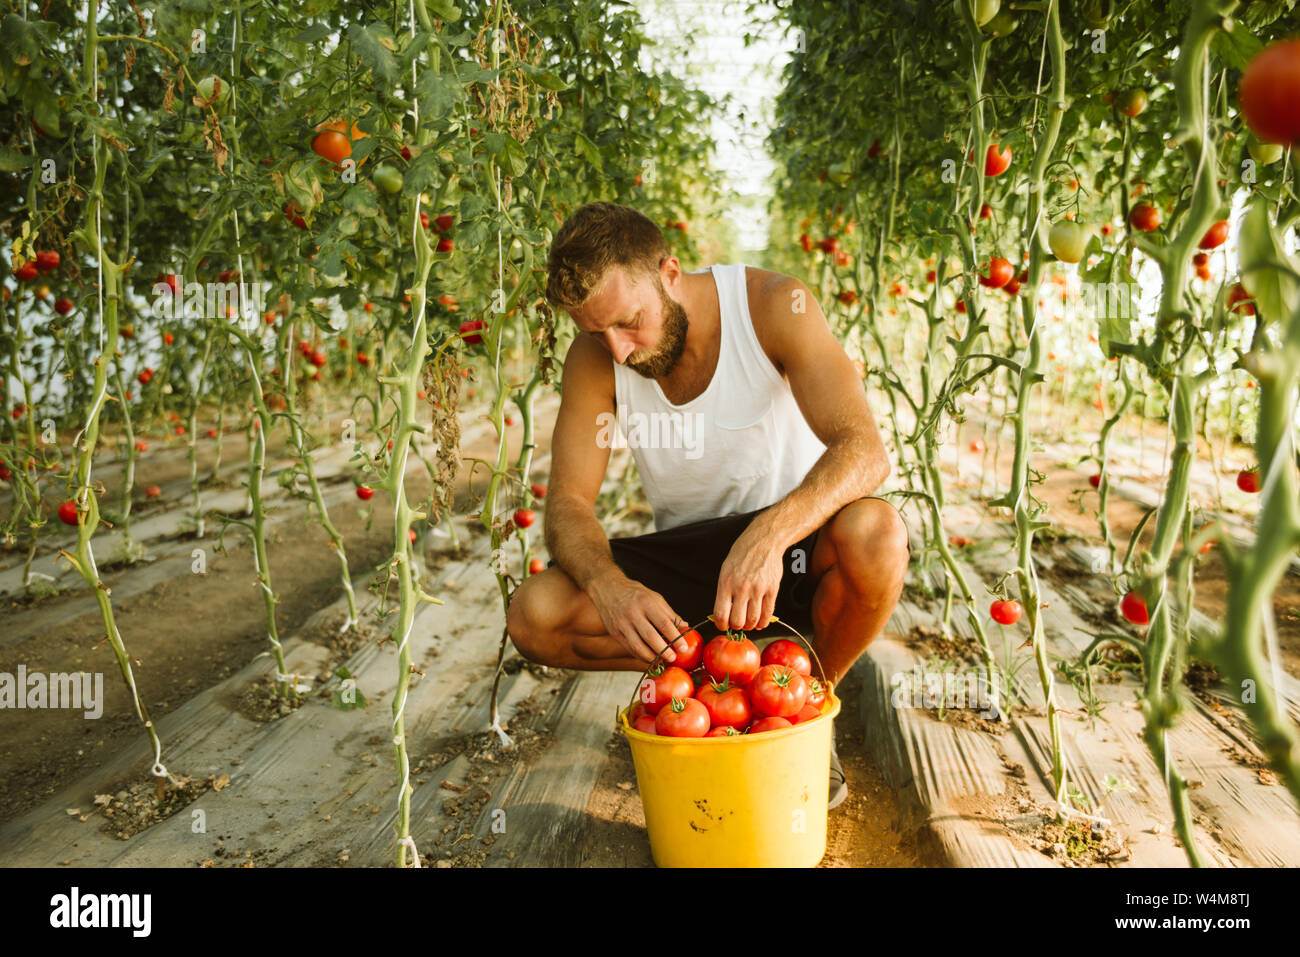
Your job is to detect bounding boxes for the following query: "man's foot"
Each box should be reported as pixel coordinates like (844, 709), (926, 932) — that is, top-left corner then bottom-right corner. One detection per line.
(829, 737), (847, 810)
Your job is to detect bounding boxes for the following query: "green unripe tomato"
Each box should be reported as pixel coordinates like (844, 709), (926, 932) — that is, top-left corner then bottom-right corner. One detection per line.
(985, 9), (1017, 36)
(1247, 135), (1285, 166)
(1048, 221), (1088, 264)
(196, 75), (229, 107)
(974, 0), (1000, 26)
(373, 165), (404, 194)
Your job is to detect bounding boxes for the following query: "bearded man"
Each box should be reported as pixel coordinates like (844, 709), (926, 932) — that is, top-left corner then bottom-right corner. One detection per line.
(506, 202), (910, 808)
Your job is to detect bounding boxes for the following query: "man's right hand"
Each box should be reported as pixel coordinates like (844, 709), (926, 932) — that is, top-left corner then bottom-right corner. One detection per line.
(587, 572), (689, 666)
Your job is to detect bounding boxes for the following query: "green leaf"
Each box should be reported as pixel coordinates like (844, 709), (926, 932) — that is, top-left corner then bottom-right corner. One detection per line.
(331, 666), (367, 710)
(1238, 197), (1300, 327)
(499, 135), (528, 178)
(459, 193), (488, 222)
(573, 131), (603, 174)
(416, 70), (458, 120)
(0, 147), (33, 172)
(347, 23), (398, 83)
(342, 183), (380, 220)
(426, 0), (461, 19)
(291, 24), (334, 45)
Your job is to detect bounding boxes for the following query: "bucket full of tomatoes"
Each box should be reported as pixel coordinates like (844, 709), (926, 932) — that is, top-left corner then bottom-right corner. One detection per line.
(618, 615), (841, 868)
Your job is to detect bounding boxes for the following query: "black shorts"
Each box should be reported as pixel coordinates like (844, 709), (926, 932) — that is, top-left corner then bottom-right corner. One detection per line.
(604, 507), (823, 637)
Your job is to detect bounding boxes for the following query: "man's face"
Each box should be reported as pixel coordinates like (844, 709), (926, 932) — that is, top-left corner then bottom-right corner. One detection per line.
(570, 263), (688, 379)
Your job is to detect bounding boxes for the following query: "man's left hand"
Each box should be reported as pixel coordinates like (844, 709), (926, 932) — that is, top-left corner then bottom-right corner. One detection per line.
(713, 525), (786, 632)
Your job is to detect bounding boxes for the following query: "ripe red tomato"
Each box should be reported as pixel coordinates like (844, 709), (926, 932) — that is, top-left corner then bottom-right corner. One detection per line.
(57, 500), (78, 525)
(706, 725), (742, 737)
(513, 508), (535, 528)
(35, 250), (60, 272)
(1227, 283), (1255, 315)
(1199, 220), (1230, 250)
(1089, 474), (1101, 489)
(0, 465), (10, 482)
(134, 441), (148, 452)
(356, 352), (370, 365)
(979, 257), (1014, 288)
(1130, 204), (1161, 232)
(1239, 39), (1300, 145)
(528, 557), (545, 575)
(206, 428), (218, 438)
(311, 129), (352, 166)
(145, 484), (162, 499)
(655, 696), (710, 737)
(137, 368), (154, 385)
(1236, 469), (1261, 493)
(805, 676), (827, 709)
(633, 714), (658, 735)
(703, 633), (762, 686)
(13, 262), (38, 282)
(640, 664), (695, 714)
(1120, 590), (1149, 625)
(979, 203), (992, 219)
(667, 628), (704, 671)
(837, 290), (858, 306)
(284, 202), (308, 228)
(955, 300), (967, 313)
(748, 716), (793, 734)
(788, 703), (822, 725)
(748, 664), (810, 718)
(696, 678), (752, 730)
(970, 439), (985, 453)
(53, 298), (74, 315)
(1192, 252), (1209, 267)
(434, 214), (454, 232)
(984, 144), (1012, 177)
(530, 482), (547, 499)
(459, 319), (485, 345)
(760, 638), (812, 675)
(310, 351), (327, 368)
(437, 237), (454, 253)
(798, 233), (813, 253)
(356, 485), (374, 500)
(990, 599), (1023, 625)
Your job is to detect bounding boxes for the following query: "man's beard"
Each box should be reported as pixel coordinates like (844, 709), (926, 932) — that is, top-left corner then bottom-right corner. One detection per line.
(625, 282), (688, 379)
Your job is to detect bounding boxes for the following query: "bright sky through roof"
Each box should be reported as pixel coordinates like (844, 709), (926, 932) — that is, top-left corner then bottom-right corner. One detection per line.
(631, 0), (795, 253)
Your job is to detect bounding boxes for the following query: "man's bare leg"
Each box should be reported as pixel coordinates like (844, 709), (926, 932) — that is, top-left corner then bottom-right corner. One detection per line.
(803, 497), (910, 686)
(507, 566), (649, 671)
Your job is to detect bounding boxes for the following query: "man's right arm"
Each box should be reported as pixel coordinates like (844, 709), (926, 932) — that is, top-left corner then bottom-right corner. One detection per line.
(544, 335), (686, 663)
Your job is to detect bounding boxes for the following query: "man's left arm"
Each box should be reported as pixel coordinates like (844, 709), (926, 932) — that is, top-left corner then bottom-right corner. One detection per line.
(712, 275), (891, 632)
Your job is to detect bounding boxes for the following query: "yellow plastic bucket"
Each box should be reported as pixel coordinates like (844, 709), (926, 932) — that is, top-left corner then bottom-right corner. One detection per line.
(619, 688), (841, 868)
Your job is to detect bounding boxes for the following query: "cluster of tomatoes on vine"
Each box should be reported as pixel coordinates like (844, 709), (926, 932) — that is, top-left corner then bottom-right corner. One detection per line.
(8, 250), (75, 316)
(628, 630), (830, 738)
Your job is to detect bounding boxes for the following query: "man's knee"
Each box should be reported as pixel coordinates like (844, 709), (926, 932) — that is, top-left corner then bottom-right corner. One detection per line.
(827, 497), (910, 574)
(506, 576), (549, 664)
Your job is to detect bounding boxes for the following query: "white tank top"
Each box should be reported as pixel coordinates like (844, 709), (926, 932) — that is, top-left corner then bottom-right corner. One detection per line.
(611, 263), (827, 531)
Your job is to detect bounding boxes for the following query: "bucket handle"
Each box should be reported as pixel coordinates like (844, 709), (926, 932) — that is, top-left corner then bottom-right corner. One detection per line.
(620, 614), (830, 724)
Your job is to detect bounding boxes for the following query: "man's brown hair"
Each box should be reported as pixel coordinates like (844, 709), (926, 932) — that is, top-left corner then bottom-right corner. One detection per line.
(545, 201), (670, 312)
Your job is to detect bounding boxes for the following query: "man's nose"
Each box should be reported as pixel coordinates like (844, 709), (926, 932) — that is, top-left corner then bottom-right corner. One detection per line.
(606, 330), (635, 364)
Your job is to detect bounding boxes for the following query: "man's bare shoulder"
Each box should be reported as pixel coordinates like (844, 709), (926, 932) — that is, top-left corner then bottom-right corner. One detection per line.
(742, 266), (823, 370)
(560, 331), (615, 401)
